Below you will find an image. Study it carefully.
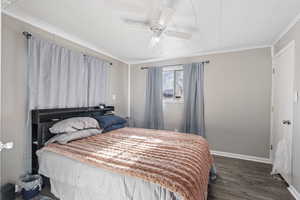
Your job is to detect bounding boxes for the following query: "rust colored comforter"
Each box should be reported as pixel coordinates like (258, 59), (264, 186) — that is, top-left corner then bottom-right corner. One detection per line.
(43, 127), (213, 200)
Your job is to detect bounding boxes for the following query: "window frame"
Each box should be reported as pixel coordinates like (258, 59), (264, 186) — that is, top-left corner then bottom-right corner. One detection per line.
(162, 65), (184, 104)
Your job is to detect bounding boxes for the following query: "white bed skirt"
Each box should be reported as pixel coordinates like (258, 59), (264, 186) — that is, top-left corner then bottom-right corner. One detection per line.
(50, 178), (181, 200)
(38, 150), (182, 200)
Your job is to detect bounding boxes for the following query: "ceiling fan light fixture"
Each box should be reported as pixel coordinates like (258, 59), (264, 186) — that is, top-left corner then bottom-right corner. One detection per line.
(150, 36), (161, 47)
(153, 36), (161, 43)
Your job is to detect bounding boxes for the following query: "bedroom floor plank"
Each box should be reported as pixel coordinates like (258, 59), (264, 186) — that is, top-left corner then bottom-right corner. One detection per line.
(28, 155), (294, 200)
(208, 156), (294, 200)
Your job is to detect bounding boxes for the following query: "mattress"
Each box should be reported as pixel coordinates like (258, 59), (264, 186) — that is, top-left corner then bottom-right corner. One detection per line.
(37, 127), (213, 200)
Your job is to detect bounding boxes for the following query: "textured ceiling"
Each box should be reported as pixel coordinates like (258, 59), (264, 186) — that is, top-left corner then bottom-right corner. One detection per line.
(3, 0), (300, 63)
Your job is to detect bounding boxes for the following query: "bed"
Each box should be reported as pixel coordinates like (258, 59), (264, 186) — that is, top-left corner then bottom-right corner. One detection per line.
(32, 107), (213, 200)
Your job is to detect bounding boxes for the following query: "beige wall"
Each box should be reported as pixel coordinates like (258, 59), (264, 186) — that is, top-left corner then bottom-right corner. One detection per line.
(131, 47), (272, 158)
(274, 20), (300, 192)
(1, 14), (129, 184)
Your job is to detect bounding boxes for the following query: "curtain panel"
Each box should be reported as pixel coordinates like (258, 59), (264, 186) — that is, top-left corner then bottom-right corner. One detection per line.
(25, 36), (109, 172)
(85, 55), (109, 106)
(181, 63), (205, 137)
(27, 37), (88, 109)
(144, 67), (164, 129)
(182, 63), (217, 180)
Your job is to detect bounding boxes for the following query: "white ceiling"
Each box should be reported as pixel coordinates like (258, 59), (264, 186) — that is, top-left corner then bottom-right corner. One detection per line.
(3, 0), (300, 63)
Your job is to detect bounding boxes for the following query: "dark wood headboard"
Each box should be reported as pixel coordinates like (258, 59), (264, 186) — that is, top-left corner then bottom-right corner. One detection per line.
(31, 106), (114, 173)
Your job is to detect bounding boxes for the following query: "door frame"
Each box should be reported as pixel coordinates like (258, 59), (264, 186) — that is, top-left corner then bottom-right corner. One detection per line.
(0, 9), (2, 186)
(270, 40), (295, 171)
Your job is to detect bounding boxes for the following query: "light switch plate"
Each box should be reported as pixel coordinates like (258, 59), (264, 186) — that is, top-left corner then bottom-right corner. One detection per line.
(112, 94), (117, 101)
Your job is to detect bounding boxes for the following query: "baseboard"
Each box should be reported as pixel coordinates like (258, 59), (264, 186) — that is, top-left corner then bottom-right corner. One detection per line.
(288, 185), (300, 200)
(211, 150), (272, 164)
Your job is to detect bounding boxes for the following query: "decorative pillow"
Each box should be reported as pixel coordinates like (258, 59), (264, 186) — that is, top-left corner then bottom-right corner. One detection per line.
(49, 117), (100, 134)
(93, 115), (127, 129)
(104, 123), (125, 132)
(45, 129), (102, 145)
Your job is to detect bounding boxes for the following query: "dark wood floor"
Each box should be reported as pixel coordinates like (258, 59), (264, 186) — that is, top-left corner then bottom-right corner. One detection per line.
(31, 156), (294, 200)
(208, 156), (294, 200)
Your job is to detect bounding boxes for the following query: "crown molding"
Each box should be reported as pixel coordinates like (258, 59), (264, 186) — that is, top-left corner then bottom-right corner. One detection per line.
(2, 10), (129, 64)
(272, 12), (300, 45)
(129, 45), (271, 65)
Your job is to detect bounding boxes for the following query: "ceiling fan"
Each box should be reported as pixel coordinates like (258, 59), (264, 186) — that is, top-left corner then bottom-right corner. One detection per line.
(122, 1), (192, 47)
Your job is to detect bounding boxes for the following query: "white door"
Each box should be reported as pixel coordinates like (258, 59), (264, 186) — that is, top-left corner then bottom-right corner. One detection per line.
(272, 41), (295, 184)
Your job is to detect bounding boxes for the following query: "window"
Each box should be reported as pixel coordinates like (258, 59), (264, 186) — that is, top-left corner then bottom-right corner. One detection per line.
(163, 66), (183, 102)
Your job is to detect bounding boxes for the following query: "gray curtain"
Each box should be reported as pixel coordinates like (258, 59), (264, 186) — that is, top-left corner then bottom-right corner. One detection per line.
(144, 67), (164, 129)
(25, 36), (108, 172)
(182, 62), (205, 136)
(85, 55), (109, 106)
(182, 63), (217, 180)
(27, 37), (88, 109)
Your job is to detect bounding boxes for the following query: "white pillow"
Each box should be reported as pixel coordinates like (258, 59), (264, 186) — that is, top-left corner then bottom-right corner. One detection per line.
(45, 129), (102, 145)
(49, 117), (100, 134)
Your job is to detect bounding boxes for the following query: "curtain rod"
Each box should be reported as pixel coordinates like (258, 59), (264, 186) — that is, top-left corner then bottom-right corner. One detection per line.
(140, 60), (210, 70)
(22, 31), (113, 66)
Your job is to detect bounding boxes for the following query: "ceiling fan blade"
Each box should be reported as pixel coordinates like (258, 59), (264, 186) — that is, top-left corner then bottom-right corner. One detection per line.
(166, 0), (180, 9)
(122, 19), (150, 30)
(165, 30), (192, 39)
(158, 7), (175, 26)
(149, 0), (161, 21)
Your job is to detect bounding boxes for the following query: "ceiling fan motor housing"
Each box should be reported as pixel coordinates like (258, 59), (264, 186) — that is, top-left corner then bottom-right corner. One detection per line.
(150, 23), (165, 37)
